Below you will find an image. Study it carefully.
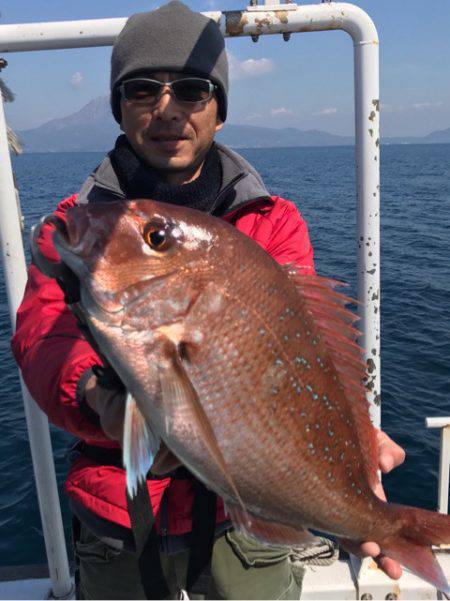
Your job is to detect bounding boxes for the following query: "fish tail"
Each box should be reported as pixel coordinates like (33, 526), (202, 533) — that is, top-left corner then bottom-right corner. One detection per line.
(380, 503), (450, 594)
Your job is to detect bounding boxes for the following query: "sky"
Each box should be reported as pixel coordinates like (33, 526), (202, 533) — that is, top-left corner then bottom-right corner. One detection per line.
(1, 0), (449, 136)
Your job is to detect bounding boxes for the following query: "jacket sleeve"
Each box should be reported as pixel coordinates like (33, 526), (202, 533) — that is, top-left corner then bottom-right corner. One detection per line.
(10, 195), (109, 441)
(263, 197), (316, 274)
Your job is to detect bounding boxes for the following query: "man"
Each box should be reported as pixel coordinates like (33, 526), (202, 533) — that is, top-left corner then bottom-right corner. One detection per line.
(11, 2), (405, 599)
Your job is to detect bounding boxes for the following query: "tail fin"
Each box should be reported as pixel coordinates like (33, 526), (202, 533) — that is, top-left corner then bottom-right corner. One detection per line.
(381, 503), (450, 594)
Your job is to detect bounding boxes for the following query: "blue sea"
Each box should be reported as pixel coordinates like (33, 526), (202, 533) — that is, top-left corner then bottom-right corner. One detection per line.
(0, 144), (449, 567)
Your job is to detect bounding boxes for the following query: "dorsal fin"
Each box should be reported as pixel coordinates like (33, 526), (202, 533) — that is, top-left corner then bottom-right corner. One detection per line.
(283, 266), (379, 488)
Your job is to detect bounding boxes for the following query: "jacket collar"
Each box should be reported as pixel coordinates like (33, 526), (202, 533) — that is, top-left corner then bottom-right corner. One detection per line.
(77, 140), (271, 216)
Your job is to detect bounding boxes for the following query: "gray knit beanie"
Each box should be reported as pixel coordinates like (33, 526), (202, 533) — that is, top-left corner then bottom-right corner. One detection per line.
(110, 0), (228, 123)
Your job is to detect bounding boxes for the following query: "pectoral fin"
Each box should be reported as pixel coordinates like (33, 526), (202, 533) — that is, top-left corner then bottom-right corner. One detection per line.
(123, 392), (160, 498)
(159, 340), (247, 515)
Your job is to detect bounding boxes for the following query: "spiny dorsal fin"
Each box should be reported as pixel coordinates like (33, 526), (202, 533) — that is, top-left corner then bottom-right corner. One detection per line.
(283, 266), (379, 488)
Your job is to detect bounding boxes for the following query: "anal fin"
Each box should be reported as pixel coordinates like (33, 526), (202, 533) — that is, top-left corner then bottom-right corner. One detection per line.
(150, 441), (183, 476)
(228, 505), (317, 549)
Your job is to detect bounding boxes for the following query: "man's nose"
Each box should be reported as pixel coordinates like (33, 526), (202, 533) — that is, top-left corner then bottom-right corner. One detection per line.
(152, 87), (182, 119)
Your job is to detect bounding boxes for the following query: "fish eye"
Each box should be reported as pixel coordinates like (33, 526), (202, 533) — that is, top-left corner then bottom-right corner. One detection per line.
(143, 223), (171, 251)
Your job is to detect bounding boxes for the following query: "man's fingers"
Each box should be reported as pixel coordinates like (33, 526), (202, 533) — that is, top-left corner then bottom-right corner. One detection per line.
(339, 539), (403, 581)
(376, 555), (403, 580)
(100, 392), (126, 441)
(359, 541), (381, 557)
(376, 429), (406, 474)
(339, 539), (380, 558)
(379, 453), (394, 473)
(85, 376), (126, 442)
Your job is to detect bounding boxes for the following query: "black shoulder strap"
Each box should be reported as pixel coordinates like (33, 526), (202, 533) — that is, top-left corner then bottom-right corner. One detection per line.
(74, 441), (217, 596)
(126, 479), (217, 599)
(126, 482), (170, 600)
(187, 481), (217, 591)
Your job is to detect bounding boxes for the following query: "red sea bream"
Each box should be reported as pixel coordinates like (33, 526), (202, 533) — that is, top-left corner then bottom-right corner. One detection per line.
(32, 199), (450, 593)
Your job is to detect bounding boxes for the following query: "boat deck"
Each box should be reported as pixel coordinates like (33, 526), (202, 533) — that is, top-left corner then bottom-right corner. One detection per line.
(1, 553), (449, 600)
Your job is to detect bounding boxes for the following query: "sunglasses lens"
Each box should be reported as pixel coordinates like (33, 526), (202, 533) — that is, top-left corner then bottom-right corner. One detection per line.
(172, 79), (212, 102)
(122, 79), (162, 102)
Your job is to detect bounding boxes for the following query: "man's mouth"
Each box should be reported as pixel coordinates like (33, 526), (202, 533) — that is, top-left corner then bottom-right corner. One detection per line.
(150, 134), (189, 142)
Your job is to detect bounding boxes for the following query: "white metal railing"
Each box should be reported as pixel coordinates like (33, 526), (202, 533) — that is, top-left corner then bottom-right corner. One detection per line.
(0, 4), (380, 598)
(426, 417), (450, 515)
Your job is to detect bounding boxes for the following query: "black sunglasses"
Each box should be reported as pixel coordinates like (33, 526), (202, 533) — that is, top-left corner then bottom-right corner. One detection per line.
(119, 77), (217, 105)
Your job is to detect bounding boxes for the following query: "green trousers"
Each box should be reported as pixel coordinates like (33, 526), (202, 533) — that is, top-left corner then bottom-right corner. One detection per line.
(74, 522), (304, 600)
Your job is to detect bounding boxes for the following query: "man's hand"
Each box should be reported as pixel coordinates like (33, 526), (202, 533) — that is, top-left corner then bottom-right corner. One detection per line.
(376, 429), (406, 477)
(84, 374), (126, 441)
(85, 375), (183, 477)
(339, 429), (406, 580)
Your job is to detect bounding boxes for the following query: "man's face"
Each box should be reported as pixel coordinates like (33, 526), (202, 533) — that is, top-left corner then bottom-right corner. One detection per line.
(119, 71), (224, 185)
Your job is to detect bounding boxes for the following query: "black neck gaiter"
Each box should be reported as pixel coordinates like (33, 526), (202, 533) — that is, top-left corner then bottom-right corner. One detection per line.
(109, 134), (222, 213)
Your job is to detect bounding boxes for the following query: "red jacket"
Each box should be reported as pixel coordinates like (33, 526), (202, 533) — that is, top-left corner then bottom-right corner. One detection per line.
(11, 193), (315, 535)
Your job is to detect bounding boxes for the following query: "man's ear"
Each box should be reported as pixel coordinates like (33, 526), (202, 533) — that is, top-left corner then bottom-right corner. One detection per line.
(215, 118), (224, 133)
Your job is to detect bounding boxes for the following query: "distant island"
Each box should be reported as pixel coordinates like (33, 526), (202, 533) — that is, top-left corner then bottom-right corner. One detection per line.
(17, 96), (450, 153)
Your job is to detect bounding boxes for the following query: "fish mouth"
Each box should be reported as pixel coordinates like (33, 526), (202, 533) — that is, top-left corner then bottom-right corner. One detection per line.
(30, 214), (74, 280)
(54, 222), (175, 325)
(46, 214), (177, 322)
(33, 212), (178, 326)
(51, 214), (88, 255)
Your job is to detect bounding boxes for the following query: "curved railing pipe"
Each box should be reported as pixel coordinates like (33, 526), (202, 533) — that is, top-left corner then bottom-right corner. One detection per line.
(0, 4), (379, 596)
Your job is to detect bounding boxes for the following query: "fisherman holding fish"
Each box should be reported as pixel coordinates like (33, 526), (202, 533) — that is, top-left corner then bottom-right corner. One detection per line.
(12, 2), (425, 599)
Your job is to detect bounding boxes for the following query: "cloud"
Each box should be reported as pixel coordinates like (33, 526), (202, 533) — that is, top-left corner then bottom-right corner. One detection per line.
(270, 107), (295, 117)
(228, 52), (275, 80)
(381, 101), (443, 112)
(412, 101), (443, 109)
(70, 72), (84, 88)
(313, 107), (338, 116)
(245, 113), (263, 121)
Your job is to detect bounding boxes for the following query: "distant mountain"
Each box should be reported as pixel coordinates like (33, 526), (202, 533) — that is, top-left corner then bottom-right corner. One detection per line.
(422, 127), (450, 144)
(19, 97), (121, 153)
(217, 125), (353, 148)
(17, 96), (450, 152)
(375, 128), (450, 146)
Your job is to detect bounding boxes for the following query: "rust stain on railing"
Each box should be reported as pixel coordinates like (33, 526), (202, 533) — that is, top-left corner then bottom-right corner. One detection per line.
(225, 11), (249, 36)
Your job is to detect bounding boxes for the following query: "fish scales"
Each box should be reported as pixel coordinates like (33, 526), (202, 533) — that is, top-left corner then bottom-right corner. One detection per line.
(32, 199), (450, 593)
(191, 256), (378, 533)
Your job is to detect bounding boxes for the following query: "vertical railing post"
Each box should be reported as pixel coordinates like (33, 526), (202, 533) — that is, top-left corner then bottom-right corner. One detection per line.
(426, 417), (450, 514)
(0, 94), (73, 598)
(352, 27), (381, 428)
(438, 427), (450, 514)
